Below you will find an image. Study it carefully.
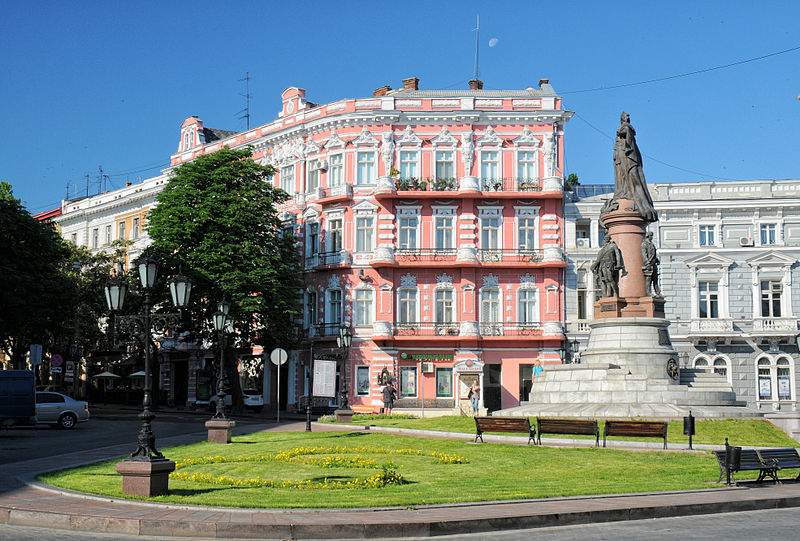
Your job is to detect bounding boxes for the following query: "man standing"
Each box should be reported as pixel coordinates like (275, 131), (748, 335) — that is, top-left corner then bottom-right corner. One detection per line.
(382, 381), (396, 415)
(641, 231), (661, 297)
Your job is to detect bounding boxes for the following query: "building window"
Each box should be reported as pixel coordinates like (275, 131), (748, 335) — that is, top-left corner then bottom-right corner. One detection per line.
(328, 290), (342, 327)
(760, 223), (777, 245)
(777, 358), (792, 399)
(306, 291), (317, 326)
(694, 357), (710, 371)
(480, 216), (501, 251)
(307, 160), (320, 192)
(757, 357), (794, 402)
(434, 216), (454, 250)
(699, 225), (715, 246)
(713, 358), (728, 379)
(398, 216), (418, 250)
(104, 224), (112, 245)
(480, 289), (501, 334)
(118, 221), (126, 241)
(70, 232), (78, 245)
(435, 368), (452, 397)
(329, 154), (343, 187)
(280, 165), (295, 194)
(356, 151), (375, 185)
(400, 366), (417, 397)
(761, 280), (782, 318)
(518, 289), (538, 323)
(355, 216), (374, 252)
(91, 228), (99, 249)
(518, 217), (537, 251)
(356, 366), (370, 396)
(517, 150), (537, 182)
(698, 281), (719, 318)
(132, 218), (140, 240)
(399, 150), (418, 179)
(435, 289), (454, 323)
(480, 150), (499, 182)
(758, 358), (773, 400)
(328, 217), (343, 252)
(307, 223), (319, 257)
(398, 289), (417, 325)
(354, 288), (373, 326)
(435, 150), (454, 180)
(577, 288), (587, 320)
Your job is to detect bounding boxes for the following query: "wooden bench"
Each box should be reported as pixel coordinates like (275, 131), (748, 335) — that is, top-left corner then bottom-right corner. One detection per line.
(474, 417), (535, 445)
(757, 448), (800, 481)
(603, 420), (668, 449)
(536, 418), (599, 446)
(713, 448), (780, 484)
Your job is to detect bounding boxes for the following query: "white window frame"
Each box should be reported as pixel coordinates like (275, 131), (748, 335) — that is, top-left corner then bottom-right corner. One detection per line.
(306, 220), (319, 258)
(355, 215), (375, 253)
(480, 150), (500, 182)
(516, 149), (539, 184)
(398, 150), (419, 180)
(356, 366), (370, 396)
(397, 287), (418, 325)
(479, 207), (503, 252)
(353, 286), (374, 327)
(280, 164), (295, 195)
(432, 206), (457, 252)
(328, 153), (343, 187)
(104, 224), (112, 245)
(91, 228), (99, 249)
(698, 223), (717, 247)
(434, 287), (455, 324)
(435, 150), (455, 181)
(515, 206), (540, 252)
(328, 289), (343, 328)
(327, 214), (344, 252)
(518, 287), (539, 324)
(687, 255), (732, 320)
(356, 150), (376, 185)
(118, 221), (126, 241)
(400, 366), (417, 398)
(698, 280), (720, 319)
(307, 159), (320, 193)
(759, 222), (779, 246)
(757, 355), (795, 405)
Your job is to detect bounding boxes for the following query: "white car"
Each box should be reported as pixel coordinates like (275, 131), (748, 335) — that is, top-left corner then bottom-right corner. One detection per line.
(35, 392), (90, 429)
(208, 390), (264, 413)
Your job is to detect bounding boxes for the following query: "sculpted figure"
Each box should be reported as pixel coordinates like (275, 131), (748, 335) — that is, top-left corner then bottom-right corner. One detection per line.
(591, 235), (624, 298)
(611, 112), (657, 222)
(461, 132), (474, 173)
(381, 133), (394, 174)
(641, 231), (661, 297)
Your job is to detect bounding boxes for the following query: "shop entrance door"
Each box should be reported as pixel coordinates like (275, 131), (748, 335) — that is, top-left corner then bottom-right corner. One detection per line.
(458, 373), (478, 415)
(483, 364), (502, 413)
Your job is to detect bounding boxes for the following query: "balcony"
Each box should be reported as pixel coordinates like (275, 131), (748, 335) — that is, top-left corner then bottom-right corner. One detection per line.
(689, 318), (735, 333)
(316, 183), (353, 202)
(305, 250), (352, 270)
(753, 317), (798, 334)
(375, 176), (559, 200)
(395, 248), (457, 263)
(481, 178), (541, 193)
(477, 249), (542, 264)
(391, 322), (543, 338)
(396, 322), (460, 337)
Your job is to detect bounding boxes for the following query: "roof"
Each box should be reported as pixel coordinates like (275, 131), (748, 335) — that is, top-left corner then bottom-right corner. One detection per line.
(32, 207), (62, 221)
(387, 88), (549, 98)
(203, 127), (238, 143)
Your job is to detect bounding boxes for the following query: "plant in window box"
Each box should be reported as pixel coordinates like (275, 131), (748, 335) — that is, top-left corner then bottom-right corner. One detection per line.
(518, 178), (538, 191)
(396, 178), (410, 191)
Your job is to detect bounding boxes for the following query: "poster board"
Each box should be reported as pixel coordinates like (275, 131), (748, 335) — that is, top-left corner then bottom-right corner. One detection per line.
(313, 359), (337, 398)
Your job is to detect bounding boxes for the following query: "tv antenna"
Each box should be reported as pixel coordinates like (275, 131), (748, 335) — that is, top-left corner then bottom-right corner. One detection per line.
(238, 72), (252, 130)
(473, 15), (480, 81)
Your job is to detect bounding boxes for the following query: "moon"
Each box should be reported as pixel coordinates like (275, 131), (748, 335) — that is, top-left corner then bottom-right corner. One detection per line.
(488, 38), (499, 47)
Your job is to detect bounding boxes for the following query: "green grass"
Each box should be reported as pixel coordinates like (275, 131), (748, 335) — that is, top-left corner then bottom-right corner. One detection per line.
(325, 415), (799, 448)
(39, 430), (730, 508)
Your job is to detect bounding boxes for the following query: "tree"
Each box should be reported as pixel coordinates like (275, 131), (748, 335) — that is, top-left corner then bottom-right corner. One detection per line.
(0, 182), (76, 368)
(145, 148), (303, 410)
(566, 173), (580, 187)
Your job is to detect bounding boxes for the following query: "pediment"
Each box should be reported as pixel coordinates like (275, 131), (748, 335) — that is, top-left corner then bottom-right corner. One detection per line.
(477, 126), (503, 147)
(431, 126), (457, 146)
(746, 250), (797, 269)
(352, 126), (380, 146)
(323, 130), (346, 149)
(512, 126), (541, 147)
(351, 199), (379, 213)
(684, 252), (734, 268)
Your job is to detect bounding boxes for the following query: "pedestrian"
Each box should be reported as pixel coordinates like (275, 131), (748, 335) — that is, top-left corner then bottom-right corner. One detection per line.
(382, 381), (396, 415)
(468, 379), (480, 416)
(533, 359), (543, 380)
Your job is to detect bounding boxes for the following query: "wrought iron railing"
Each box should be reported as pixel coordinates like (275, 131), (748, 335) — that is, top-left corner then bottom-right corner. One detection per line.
(481, 178), (541, 192)
(395, 248), (457, 263)
(395, 322), (459, 337)
(477, 249), (543, 263)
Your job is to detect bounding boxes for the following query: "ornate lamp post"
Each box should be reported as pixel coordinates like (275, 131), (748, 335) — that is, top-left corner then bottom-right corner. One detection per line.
(206, 299), (236, 443)
(334, 323), (353, 422)
(105, 258), (192, 497)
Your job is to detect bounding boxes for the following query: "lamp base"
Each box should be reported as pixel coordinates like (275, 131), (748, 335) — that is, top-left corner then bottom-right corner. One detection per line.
(334, 409), (355, 423)
(116, 458), (175, 497)
(205, 419), (236, 443)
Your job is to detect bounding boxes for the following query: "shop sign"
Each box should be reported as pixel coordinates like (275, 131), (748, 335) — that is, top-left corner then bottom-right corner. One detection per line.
(400, 352), (454, 361)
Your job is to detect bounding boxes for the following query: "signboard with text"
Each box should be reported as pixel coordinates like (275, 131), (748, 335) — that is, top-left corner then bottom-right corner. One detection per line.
(313, 359), (337, 398)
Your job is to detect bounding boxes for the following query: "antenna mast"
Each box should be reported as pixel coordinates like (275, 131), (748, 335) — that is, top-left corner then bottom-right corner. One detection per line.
(473, 15), (480, 81)
(238, 72), (252, 130)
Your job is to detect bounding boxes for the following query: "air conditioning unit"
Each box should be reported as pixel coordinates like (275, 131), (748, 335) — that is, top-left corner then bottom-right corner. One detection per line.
(422, 362), (434, 373)
(576, 238), (590, 249)
(313, 159), (328, 171)
(739, 237), (754, 247)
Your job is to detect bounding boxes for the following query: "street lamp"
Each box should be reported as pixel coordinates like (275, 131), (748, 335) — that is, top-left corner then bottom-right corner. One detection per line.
(211, 300), (230, 420)
(104, 260), (191, 497)
(336, 323), (352, 410)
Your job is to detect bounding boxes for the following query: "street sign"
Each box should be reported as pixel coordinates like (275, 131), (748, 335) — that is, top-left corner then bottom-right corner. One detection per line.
(313, 359), (337, 398)
(50, 354), (64, 368)
(29, 344), (43, 366)
(50, 367), (63, 374)
(270, 348), (288, 366)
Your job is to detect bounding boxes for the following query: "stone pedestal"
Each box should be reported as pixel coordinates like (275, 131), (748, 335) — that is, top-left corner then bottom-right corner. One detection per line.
(595, 296), (665, 319)
(205, 419), (236, 443)
(116, 458), (175, 497)
(600, 199), (648, 298)
(334, 408), (354, 423)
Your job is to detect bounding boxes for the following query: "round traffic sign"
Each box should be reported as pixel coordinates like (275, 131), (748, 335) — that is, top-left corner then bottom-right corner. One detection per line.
(50, 354), (64, 367)
(270, 348), (288, 366)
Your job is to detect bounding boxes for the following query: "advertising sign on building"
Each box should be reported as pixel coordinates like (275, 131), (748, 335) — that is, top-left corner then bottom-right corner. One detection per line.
(313, 359), (337, 398)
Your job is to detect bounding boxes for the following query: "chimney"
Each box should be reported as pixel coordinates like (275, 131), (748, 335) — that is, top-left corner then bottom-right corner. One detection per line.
(373, 85), (392, 97)
(402, 77), (419, 90)
(539, 78), (550, 88)
(125, 182), (132, 187)
(468, 79), (484, 90)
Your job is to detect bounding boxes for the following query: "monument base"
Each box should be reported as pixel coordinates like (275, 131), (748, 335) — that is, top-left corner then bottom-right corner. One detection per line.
(334, 409), (355, 423)
(116, 458), (176, 497)
(205, 419), (236, 444)
(594, 296), (665, 319)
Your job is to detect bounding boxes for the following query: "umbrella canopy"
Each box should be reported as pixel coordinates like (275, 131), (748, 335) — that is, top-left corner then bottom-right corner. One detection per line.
(128, 371), (146, 378)
(94, 371), (121, 378)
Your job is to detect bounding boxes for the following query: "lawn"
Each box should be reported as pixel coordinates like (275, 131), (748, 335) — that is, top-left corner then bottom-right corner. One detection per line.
(39, 430), (728, 508)
(324, 415), (799, 448)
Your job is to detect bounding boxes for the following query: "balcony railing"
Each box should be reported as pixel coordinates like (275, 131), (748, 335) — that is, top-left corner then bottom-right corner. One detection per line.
(309, 250), (351, 267)
(395, 248), (457, 263)
(316, 183), (353, 200)
(395, 322), (460, 337)
(753, 317), (798, 333)
(477, 249), (543, 263)
(393, 322), (542, 337)
(690, 318), (734, 333)
(481, 178), (541, 193)
(309, 323), (344, 338)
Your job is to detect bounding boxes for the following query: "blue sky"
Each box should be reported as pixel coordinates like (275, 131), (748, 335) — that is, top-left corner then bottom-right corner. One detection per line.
(3, 1), (799, 214)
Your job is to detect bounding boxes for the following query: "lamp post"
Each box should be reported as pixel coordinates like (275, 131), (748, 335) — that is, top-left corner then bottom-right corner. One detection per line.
(206, 299), (237, 443)
(104, 258), (192, 497)
(334, 323), (353, 422)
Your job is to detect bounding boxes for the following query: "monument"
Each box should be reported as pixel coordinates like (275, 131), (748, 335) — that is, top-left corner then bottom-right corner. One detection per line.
(501, 113), (753, 419)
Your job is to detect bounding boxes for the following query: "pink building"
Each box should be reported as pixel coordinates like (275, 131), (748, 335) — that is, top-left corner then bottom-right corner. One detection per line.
(172, 77), (573, 414)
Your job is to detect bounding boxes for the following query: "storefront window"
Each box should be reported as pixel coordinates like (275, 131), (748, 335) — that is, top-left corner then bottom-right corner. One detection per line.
(435, 368), (452, 397)
(356, 366), (370, 395)
(400, 366), (417, 397)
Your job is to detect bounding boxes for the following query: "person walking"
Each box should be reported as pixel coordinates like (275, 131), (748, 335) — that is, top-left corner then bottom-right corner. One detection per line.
(382, 381), (396, 415)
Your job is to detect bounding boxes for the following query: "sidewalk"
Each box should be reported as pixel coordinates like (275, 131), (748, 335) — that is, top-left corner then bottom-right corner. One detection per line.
(3, 422), (800, 539)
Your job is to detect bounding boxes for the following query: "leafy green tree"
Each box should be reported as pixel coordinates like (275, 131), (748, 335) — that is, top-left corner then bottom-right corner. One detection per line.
(566, 173), (580, 187)
(145, 148), (303, 409)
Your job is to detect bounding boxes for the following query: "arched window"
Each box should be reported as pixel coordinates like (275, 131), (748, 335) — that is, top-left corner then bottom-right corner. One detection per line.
(756, 355), (795, 405)
(757, 358), (773, 400)
(777, 357), (793, 400)
(712, 356), (731, 384)
(693, 356), (710, 371)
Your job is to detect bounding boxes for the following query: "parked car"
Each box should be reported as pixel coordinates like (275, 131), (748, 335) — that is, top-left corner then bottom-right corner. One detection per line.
(208, 390), (264, 413)
(35, 392), (90, 429)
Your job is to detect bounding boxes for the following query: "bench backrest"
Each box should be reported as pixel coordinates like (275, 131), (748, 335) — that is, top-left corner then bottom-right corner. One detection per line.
(604, 420), (667, 438)
(757, 448), (800, 468)
(713, 449), (764, 471)
(475, 417), (531, 432)
(537, 418), (598, 436)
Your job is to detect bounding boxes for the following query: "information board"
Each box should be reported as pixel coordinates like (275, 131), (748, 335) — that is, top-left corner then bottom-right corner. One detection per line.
(313, 359), (337, 398)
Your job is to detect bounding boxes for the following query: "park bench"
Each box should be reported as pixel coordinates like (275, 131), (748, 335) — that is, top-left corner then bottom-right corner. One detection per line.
(713, 447), (780, 484)
(603, 420), (668, 449)
(474, 416), (535, 445)
(757, 448), (800, 481)
(536, 417), (599, 446)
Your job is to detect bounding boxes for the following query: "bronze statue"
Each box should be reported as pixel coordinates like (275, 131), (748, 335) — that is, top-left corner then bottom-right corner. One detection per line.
(641, 231), (661, 297)
(591, 235), (624, 298)
(609, 112), (657, 222)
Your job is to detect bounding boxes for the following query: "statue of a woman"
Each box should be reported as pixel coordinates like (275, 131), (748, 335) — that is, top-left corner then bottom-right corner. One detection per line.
(612, 112), (657, 222)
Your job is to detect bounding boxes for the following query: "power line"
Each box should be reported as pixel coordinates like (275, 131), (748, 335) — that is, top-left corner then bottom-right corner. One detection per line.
(562, 45), (800, 95)
(106, 161), (170, 177)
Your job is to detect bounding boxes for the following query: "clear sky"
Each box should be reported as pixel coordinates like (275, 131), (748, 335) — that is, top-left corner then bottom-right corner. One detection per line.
(3, 1), (799, 214)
